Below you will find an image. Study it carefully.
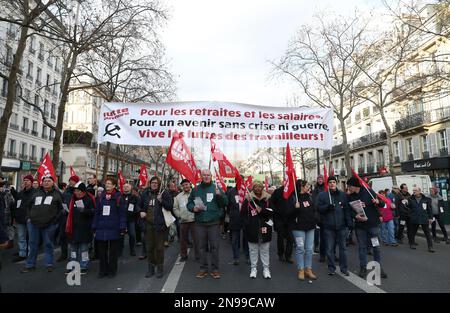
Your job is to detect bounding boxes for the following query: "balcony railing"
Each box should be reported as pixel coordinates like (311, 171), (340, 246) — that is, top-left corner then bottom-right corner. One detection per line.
(423, 151), (430, 159)
(440, 148), (449, 157)
(21, 127), (30, 134)
(19, 154), (28, 160)
(31, 130), (38, 136)
(351, 131), (387, 150)
(41, 134), (48, 140)
(394, 111), (431, 133)
(7, 151), (17, 158)
(9, 124), (19, 130)
(38, 53), (44, 61)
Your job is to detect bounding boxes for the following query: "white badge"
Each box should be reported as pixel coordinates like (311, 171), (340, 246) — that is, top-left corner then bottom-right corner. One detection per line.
(71, 251), (77, 259)
(440, 207), (444, 214)
(266, 219), (274, 227)
(16, 200), (22, 208)
(81, 251), (89, 262)
(206, 193), (214, 203)
(295, 236), (304, 247)
(261, 227), (267, 234)
(251, 209), (257, 216)
(371, 237), (380, 247)
(35, 196), (43, 205)
(75, 200), (84, 209)
(422, 203), (427, 211)
(128, 203), (135, 212)
(303, 201), (310, 207)
(235, 195), (240, 203)
(400, 220), (406, 225)
(62, 203), (69, 212)
(102, 205), (111, 216)
(43, 196), (53, 205)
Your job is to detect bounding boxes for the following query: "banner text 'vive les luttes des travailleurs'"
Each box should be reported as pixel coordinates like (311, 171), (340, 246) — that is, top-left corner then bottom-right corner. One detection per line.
(98, 101), (334, 150)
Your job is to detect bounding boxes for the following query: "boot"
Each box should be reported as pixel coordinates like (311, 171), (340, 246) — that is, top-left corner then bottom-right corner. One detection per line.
(305, 268), (317, 280)
(298, 269), (305, 281)
(156, 264), (164, 278)
(145, 263), (155, 278)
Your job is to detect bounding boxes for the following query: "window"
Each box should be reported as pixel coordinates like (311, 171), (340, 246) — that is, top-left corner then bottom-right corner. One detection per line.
(46, 74), (50, 86)
(406, 138), (413, 155)
(27, 61), (33, 78)
(368, 152), (374, 164)
(5, 45), (12, 65)
(34, 94), (40, 107)
(359, 154), (365, 168)
(8, 139), (16, 155)
(64, 111), (68, 122)
(355, 111), (361, 122)
(1, 78), (7, 97)
(20, 142), (27, 156)
(42, 125), (47, 137)
(22, 117), (29, 129)
(12, 113), (18, 125)
(39, 42), (44, 56)
(366, 123), (371, 135)
(53, 78), (58, 94)
(32, 120), (37, 132)
(377, 149), (384, 165)
(439, 130), (448, 150)
(421, 135), (429, 152)
(55, 57), (59, 71)
(363, 107), (370, 118)
(36, 67), (42, 83)
(30, 145), (36, 159)
(29, 36), (35, 52)
(44, 100), (49, 116)
(51, 103), (56, 118)
(40, 148), (46, 159)
(393, 142), (399, 157)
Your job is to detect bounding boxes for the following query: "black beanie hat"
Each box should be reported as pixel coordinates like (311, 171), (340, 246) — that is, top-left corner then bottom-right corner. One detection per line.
(327, 176), (337, 183)
(347, 176), (361, 187)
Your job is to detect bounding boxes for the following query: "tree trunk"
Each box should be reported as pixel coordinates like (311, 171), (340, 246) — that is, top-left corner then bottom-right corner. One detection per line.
(340, 118), (352, 180)
(0, 24), (29, 167)
(379, 108), (397, 185)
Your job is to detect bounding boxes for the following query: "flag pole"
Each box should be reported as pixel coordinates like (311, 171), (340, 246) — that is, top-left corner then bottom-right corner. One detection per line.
(292, 171), (299, 203)
(245, 186), (258, 209)
(95, 142), (100, 181)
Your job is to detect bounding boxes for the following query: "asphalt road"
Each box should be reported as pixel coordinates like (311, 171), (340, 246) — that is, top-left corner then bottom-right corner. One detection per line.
(1, 231), (450, 293)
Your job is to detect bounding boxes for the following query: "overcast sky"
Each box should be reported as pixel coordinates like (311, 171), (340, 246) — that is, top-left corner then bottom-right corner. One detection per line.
(161, 0), (378, 108)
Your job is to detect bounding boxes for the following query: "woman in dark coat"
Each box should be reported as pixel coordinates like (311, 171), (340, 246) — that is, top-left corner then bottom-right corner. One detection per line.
(92, 178), (126, 278)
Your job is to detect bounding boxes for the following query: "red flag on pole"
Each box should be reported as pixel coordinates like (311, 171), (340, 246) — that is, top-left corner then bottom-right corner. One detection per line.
(264, 176), (269, 192)
(350, 168), (388, 203)
(330, 167), (335, 177)
(69, 165), (76, 177)
(166, 131), (201, 184)
(37, 152), (56, 183)
(139, 165), (148, 188)
(118, 170), (125, 194)
(210, 139), (237, 178)
(238, 175), (253, 206)
(323, 163), (329, 192)
(214, 167), (227, 192)
(283, 143), (297, 199)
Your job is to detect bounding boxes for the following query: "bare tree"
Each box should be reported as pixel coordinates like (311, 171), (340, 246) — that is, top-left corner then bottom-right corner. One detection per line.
(272, 13), (372, 178)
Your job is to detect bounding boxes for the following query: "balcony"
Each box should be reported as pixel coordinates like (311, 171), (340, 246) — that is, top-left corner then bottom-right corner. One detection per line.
(29, 156), (37, 162)
(351, 131), (387, 150)
(21, 127), (30, 134)
(31, 130), (38, 137)
(392, 75), (428, 100)
(47, 60), (53, 68)
(440, 148), (449, 157)
(51, 113), (56, 119)
(9, 124), (19, 130)
(366, 165), (375, 173)
(423, 151), (430, 159)
(407, 153), (414, 161)
(26, 74), (33, 81)
(19, 154), (28, 160)
(38, 53), (44, 61)
(394, 111), (430, 134)
(41, 134), (48, 140)
(7, 151), (17, 158)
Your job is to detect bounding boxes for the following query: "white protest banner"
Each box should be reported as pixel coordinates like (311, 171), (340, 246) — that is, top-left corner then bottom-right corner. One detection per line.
(98, 101), (333, 149)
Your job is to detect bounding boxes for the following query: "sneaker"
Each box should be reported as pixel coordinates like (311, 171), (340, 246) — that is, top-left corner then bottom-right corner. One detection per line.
(358, 267), (367, 278)
(327, 270), (335, 276)
(232, 259), (239, 265)
(263, 268), (271, 279)
(390, 243), (399, 247)
(139, 255), (147, 260)
(196, 270), (208, 278)
(210, 271), (221, 279)
(410, 245), (417, 250)
(340, 270), (350, 277)
(250, 268), (257, 279)
(136, 242), (143, 246)
(20, 267), (36, 273)
(428, 248), (435, 253)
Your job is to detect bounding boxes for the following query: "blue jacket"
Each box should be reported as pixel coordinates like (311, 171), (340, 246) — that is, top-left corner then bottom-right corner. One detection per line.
(317, 189), (352, 230)
(92, 190), (126, 241)
(408, 194), (433, 225)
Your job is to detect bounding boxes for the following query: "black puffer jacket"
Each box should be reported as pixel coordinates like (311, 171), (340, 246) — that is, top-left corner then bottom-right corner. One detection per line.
(122, 192), (140, 222)
(287, 192), (320, 231)
(395, 191), (411, 218)
(13, 187), (35, 224)
(27, 187), (63, 228)
(241, 191), (273, 243)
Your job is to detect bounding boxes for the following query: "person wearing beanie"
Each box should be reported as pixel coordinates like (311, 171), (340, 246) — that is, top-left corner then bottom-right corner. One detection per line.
(57, 175), (78, 262)
(347, 176), (387, 279)
(12, 176), (35, 262)
(65, 182), (96, 274)
(312, 174), (326, 262)
(317, 176), (352, 276)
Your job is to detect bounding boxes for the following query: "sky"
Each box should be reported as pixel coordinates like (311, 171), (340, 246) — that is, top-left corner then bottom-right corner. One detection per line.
(161, 0), (379, 108)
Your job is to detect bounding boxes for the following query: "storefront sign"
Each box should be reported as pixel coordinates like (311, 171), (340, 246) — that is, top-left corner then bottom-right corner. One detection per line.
(402, 157), (450, 172)
(1, 158), (21, 169)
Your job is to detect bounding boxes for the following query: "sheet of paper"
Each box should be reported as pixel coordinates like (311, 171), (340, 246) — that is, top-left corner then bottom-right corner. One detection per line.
(128, 203), (135, 212)
(43, 196), (53, 205)
(81, 251), (89, 262)
(266, 219), (274, 227)
(75, 200), (84, 209)
(206, 193), (214, 203)
(400, 220), (406, 225)
(440, 207), (444, 214)
(16, 200), (22, 208)
(35, 196), (43, 206)
(102, 205), (110, 216)
(371, 237), (380, 247)
(162, 208), (176, 227)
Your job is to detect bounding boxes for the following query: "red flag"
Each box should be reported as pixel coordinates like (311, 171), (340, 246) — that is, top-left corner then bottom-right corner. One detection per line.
(214, 168), (227, 192)
(37, 152), (56, 183)
(283, 143), (297, 199)
(139, 165), (148, 188)
(166, 131), (201, 184)
(246, 176), (253, 190)
(118, 170), (125, 194)
(323, 163), (329, 192)
(238, 175), (253, 206)
(264, 176), (269, 192)
(330, 167), (335, 177)
(210, 139), (237, 178)
(69, 165), (76, 177)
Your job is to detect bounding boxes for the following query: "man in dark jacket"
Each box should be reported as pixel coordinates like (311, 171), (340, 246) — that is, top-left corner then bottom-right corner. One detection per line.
(317, 176), (352, 276)
(270, 186), (294, 263)
(395, 184), (412, 244)
(312, 175), (326, 262)
(58, 175), (79, 262)
(21, 176), (63, 273)
(408, 187), (434, 253)
(12, 175), (35, 262)
(139, 176), (174, 278)
(226, 185), (249, 265)
(121, 183), (139, 257)
(66, 182), (95, 274)
(347, 177), (387, 279)
(187, 169), (228, 279)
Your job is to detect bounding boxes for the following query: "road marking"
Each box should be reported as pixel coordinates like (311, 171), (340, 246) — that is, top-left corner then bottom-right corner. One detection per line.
(161, 249), (190, 293)
(336, 271), (386, 293)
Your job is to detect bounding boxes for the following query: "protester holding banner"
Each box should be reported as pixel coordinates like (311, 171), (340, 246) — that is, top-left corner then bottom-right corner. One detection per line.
(139, 176), (174, 279)
(21, 176), (63, 273)
(173, 179), (199, 262)
(187, 169), (228, 279)
(287, 180), (320, 281)
(120, 183), (140, 257)
(317, 176), (352, 276)
(12, 175), (35, 262)
(346, 177), (388, 279)
(65, 182), (95, 274)
(241, 181), (273, 279)
(92, 177), (126, 279)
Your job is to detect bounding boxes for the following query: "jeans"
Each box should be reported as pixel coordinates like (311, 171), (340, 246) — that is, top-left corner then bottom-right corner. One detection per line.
(17, 223), (28, 257)
(58, 215), (68, 257)
(431, 215), (448, 240)
(248, 242), (270, 270)
(381, 220), (396, 244)
(69, 242), (90, 269)
(355, 227), (381, 268)
(196, 223), (220, 271)
(120, 221), (136, 255)
(292, 229), (315, 270)
(393, 217), (399, 238)
(324, 228), (348, 273)
(26, 222), (57, 268)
